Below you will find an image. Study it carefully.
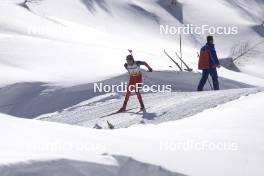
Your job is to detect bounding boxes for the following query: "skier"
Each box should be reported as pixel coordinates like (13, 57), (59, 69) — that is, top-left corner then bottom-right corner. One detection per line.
(118, 53), (153, 112)
(197, 35), (220, 91)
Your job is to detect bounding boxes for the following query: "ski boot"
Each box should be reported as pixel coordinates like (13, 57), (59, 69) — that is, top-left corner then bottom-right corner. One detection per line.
(140, 106), (146, 112)
(117, 106), (126, 113)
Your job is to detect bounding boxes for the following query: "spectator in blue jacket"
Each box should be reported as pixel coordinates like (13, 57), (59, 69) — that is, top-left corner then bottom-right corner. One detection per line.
(197, 36), (221, 91)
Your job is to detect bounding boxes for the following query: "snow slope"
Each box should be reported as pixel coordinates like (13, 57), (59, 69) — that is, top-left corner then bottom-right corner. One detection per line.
(0, 113), (185, 176)
(0, 0), (264, 175)
(0, 70), (254, 119)
(0, 0), (264, 86)
(1, 91), (264, 176)
(38, 87), (262, 129)
(0, 157), (185, 176)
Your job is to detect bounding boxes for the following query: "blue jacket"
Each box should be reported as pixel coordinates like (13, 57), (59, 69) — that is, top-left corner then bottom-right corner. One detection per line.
(201, 43), (220, 67)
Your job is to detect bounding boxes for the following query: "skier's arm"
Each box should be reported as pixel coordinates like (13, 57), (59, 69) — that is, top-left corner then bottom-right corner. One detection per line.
(210, 47), (220, 66)
(124, 63), (128, 70)
(212, 50), (220, 66)
(136, 61), (153, 72)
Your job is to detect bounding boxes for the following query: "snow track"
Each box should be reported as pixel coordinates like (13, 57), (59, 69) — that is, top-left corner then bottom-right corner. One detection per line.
(39, 88), (262, 129)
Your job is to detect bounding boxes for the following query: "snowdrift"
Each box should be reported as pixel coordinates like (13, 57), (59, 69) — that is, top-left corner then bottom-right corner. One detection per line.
(0, 91), (264, 176)
(0, 71), (253, 118)
(0, 0), (264, 86)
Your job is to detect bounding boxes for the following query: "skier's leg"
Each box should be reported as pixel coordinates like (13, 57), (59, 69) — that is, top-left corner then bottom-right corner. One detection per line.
(210, 68), (219, 90)
(197, 70), (210, 91)
(119, 78), (134, 112)
(122, 88), (131, 108)
(135, 91), (144, 108)
(135, 75), (145, 108)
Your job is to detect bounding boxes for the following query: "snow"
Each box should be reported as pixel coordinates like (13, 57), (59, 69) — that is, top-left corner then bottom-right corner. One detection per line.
(39, 87), (262, 129)
(0, 70), (254, 119)
(1, 91), (264, 176)
(0, 0), (264, 86)
(115, 91), (264, 176)
(0, 0), (264, 175)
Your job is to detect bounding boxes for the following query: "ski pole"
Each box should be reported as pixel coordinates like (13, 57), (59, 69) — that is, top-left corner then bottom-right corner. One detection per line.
(175, 52), (193, 72)
(164, 50), (182, 71)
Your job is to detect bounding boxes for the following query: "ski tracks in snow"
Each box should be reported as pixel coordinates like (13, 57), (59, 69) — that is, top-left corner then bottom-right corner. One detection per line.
(38, 88), (263, 129)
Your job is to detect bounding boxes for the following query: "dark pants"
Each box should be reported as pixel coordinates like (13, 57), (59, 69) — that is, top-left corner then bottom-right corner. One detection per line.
(197, 68), (219, 91)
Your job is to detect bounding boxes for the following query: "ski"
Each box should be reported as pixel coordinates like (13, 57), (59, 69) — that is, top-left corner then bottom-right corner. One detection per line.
(106, 107), (150, 129)
(175, 52), (193, 72)
(136, 106), (150, 113)
(126, 107), (150, 115)
(99, 107), (138, 118)
(93, 123), (103, 129)
(99, 111), (119, 118)
(164, 50), (182, 71)
(107, 121), (115, 129)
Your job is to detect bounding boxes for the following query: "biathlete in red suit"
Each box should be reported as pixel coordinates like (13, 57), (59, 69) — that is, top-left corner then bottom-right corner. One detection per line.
(118, 54), (153, 112)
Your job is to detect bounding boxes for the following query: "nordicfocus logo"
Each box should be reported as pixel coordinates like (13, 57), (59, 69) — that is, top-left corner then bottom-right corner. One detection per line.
(160, 140), (238, 151)
(160, 24), (239, 35)
(94, 82), (172, 93)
